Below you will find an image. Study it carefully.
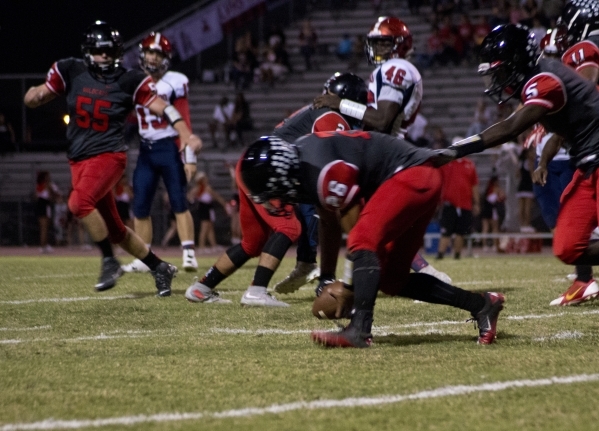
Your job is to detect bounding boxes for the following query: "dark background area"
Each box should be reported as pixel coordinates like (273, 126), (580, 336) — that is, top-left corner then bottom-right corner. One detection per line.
(1, 1), (199, 74)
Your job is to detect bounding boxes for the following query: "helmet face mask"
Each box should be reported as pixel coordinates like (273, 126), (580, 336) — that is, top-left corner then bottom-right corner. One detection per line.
(139, 32), (173, 74)
(478, 24), (539, 105)
(240, 137), (300, 217)
(365, 16), (413, 65)
(81, 21), (123, 77)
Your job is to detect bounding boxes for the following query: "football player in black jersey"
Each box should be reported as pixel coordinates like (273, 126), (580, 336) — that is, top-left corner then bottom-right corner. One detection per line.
(24, 21), (201, 297)
(240, 133), (505, 347)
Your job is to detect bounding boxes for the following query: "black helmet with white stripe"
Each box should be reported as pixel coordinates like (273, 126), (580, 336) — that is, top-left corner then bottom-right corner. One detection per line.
(559, 0), (599, 44)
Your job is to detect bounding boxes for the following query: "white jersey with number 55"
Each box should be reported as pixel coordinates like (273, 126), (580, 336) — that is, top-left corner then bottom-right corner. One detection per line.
(367, 58), (423, 138)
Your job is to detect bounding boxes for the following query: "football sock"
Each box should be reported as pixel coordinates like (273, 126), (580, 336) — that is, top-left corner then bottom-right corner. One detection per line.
(350, 250), (380, 311)
(252, 266), (275, 287)
(141, 251), (162, 271)
(95, 237), (114, 258)
(400, 273), (485, 315)
(575, 265), (592, 283)
(200, 266), (226, 289)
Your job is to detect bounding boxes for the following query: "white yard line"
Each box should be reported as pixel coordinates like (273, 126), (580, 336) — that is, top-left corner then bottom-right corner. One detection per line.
(1, 373), (598, 430)
(12, 273), (96, 280)
(0, 295), (140, 305)
(0, 330), (158, 345)
(0, 326), (51, 332)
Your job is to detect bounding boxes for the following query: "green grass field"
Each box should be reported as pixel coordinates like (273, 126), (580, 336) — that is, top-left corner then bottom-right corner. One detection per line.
(2, 253), (599, 431)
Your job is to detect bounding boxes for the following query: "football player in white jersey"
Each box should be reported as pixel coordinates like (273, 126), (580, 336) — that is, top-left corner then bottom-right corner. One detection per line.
(122, 32), (202, 274)
(314, 16), (452, 284)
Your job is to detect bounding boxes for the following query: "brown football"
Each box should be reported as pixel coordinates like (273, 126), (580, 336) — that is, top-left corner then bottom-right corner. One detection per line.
(312, 280), (354, 319)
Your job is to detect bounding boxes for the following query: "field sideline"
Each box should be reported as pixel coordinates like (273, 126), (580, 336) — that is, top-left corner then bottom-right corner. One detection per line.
(1, 251), (599, 430)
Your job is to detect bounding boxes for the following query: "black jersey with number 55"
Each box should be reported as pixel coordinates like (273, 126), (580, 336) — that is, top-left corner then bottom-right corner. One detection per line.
(45, 58), (157, 161)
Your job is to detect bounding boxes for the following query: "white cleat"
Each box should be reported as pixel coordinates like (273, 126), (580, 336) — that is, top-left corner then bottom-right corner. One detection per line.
(185, 278), (231, 303)
(182, 249), (198, 272)
(121, 258), (150, 273)
(241, 286), (290, 307)
(273, 262), (320, 294)
(418, 264), (452, 284)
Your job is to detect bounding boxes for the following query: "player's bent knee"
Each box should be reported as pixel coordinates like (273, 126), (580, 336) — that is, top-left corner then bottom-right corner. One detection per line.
(554, 243), (582, 265)
(68, 192), (94, 219)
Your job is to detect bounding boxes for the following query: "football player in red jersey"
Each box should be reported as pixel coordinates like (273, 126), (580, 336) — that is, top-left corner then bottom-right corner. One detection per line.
(313, 16), (452, 284)
(439, 23), (599, 305)
(184, 73), (367, 307)
(120, 32), (201, 275)
(240, 132), (505, 347)
(24, 21), (201, 297)
(531, 18), (598, 306)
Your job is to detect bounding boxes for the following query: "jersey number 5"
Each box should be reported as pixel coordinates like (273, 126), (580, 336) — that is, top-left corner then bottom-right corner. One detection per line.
(385, 66), (406, 86)
(75, 96), (110, 132)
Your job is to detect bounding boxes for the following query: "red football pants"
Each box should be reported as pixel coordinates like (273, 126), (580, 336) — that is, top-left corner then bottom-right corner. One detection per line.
(347, 165), (442, 296)
(236, 161), (301, 257)
(553, 168), (599, 264)
(68, 152), (128, 244)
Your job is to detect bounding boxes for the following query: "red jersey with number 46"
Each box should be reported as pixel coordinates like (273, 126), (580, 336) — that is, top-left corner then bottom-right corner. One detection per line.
(45, 58), (156, 161)
(520, 57), (599, 167)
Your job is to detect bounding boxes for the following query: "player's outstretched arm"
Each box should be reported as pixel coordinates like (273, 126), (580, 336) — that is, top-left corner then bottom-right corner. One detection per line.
(24, 84), (57, 109)
(148, 98), (202, 152)
(533, 133), (564, 186)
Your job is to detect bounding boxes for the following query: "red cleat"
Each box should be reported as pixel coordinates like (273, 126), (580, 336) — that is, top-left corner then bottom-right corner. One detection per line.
(550, 280), (599, 306)
(311, 326), (372, 348)
(472, 292), (505, 345)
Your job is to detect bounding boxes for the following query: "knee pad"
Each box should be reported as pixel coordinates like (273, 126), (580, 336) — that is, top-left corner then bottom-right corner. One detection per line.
(262, 232), (293, 260)
(226, 243), (252, 268)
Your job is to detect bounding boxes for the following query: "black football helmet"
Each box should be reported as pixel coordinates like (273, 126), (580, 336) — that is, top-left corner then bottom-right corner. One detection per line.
(559, 0), (599, 44)
(478, 24), (539, 105)
(323, 72), (368, 104)
(240, 136), (300, 216)
(81, 21), (124, 76)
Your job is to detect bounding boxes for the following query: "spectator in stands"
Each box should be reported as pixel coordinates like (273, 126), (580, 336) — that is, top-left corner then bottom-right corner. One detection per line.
(114, 174), (133, 230)
(416, 25), (445, 69)
(226, 162), (241, 245)
(438, 15), (464, 65)
(188, 171), (228, 253)
(406, 113), (429, 146)
(335, 34), (353, 62)
(473, 15), (493, 59)
(53, 193), (69, 246)
(457, 13), (475, 63)
(480, 170), (506, 252)
(298, 20), (318, 71)
(437, 138), (480, 259)
(489, 1), (511, 28)
(430, 125), (450, 150)
(517, 145), (536, 233)
(530, 16), (547, 43)
(348, 34), (365, 72)
(466, 97), (494, 136)
(266, 24), (286, 51)
(232, 31), (258, 90)
(36, 171), (60, 253)
(231, 92), (253, 147)
(520, 0), (540, 27)
(0, 112), (16, 153)
(208, 96), (236, 149)
(255, 44), (290, 87)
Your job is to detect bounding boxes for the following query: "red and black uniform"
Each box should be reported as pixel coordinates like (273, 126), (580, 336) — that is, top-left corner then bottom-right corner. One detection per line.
(45, 58), (156, 242)
(235, 107), (351, 257)
(521, 57), (599, 263)
(438, 158), (478, 237)
(295, 130), (440, 295)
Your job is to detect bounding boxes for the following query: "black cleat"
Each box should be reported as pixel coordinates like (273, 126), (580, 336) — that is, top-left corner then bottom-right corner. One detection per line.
(95, 257), (123, 292)
(152, 262), (178, 297)
(472, 292), (505, 344)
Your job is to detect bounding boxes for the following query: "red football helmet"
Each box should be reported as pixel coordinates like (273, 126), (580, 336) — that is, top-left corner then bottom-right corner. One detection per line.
(139, 32), (173, 74)
(365, 16), (413, 65)
(540, 24), (569, 56)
